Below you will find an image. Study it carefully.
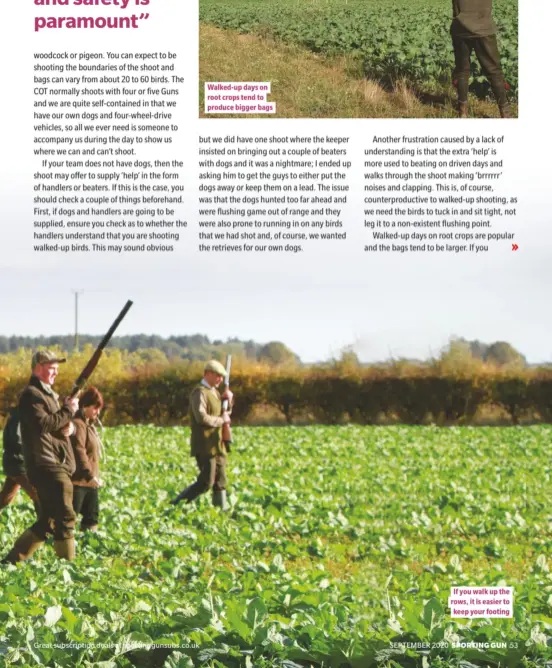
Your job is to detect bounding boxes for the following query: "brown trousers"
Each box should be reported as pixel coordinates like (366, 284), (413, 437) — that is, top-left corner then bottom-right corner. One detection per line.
(0, 475), (39, 509)
(28, 469), (76, 540)
(452, 34), (507, 105)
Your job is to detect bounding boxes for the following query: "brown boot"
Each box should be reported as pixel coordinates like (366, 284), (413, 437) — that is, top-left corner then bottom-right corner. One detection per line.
(499, 104), (513, 118)
(458, 101), (468, 118)
(53, 537), (76, 561)
(1, 529), (44, 564)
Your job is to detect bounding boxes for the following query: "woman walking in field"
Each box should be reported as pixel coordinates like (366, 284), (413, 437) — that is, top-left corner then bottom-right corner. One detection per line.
(70, 387), (105, 532)
(451, 0), (512, 118)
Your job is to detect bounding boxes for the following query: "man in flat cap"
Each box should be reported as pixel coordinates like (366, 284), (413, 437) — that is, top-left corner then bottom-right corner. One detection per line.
(451, 0), (512, 118)
(171, 360), (233, 510)
(2, 350), (79, 564)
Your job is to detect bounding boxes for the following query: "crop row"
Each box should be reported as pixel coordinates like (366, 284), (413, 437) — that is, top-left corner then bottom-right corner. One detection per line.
(199, 0), (518, 98)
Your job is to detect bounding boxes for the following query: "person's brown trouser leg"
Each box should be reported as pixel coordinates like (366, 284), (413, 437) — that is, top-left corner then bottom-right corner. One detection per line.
(5, 475), (40, 518)
(173, 455), (224, 504)
(0, 474), (40, 512)
(0, 477), (21, 510)
(1, 529), (45, 564)
(212, 455), (228, 508)
(2, 469), (75, 564)
(473, 35), (507, 107)
(212, 455), (227, 492)
(32, 469), (76, 560)
(15, 474), (40, 516)
(17, 475), (40, 504)
(452, 35), (472, 105)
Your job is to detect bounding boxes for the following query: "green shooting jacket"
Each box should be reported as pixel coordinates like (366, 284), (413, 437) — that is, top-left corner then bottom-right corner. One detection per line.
(189, 383), (225, 457)
(451, 0), (497, 37)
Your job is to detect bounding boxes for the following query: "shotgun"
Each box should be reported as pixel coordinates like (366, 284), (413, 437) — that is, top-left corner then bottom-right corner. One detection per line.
(69, 299), (133, 398)
(221, 354), (232, 450)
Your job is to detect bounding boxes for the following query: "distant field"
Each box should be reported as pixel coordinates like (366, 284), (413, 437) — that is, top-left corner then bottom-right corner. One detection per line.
(199, 0), (518, 101)
(1, 425), (550, 666)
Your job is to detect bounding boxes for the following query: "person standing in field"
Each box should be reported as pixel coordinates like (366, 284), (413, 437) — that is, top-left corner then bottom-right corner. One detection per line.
(1, 350), (79, 564)
(0, 406), (40, 516)
(171, 360), (233, 510)
(450, 0), (512, 118)
(70, 387), (105, 533)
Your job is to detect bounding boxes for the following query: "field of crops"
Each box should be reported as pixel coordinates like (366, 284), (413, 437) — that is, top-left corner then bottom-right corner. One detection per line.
(199, 0), (518, 99)
(0, 424), (551, 667)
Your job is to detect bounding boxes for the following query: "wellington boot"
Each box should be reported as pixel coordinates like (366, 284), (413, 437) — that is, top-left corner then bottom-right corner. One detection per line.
(53, 538), (76, 561)
(212, 490), (229, 511)
(458, 101), (468, 118)
(499, 104), (513, 119)
(1, 529), (44, 564)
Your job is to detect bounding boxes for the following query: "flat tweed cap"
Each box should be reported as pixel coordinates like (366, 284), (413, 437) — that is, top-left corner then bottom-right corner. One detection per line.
(32, 349), (67, 368)
(204, 360), (226, 376)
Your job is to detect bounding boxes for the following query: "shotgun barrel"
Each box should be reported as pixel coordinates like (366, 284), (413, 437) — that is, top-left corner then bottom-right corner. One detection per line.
(221, 354), (232, 446)
(69, 299), (133, 398)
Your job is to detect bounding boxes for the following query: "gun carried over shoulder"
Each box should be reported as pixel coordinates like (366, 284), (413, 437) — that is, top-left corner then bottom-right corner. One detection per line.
(69, 299), (133, 398)
(221, 354), (232, 451)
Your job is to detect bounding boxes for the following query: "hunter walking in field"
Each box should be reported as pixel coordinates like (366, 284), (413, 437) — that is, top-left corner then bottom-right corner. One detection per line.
(451, 0), (512, 117)
(0, 406), (40, 516)
(171, 360), (233, 510)
(70, 387), (105, 533)
(2, 351), (79, 564)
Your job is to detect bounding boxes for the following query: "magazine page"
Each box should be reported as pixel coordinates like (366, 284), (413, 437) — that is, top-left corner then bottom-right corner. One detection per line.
(0, 0), (550, 666)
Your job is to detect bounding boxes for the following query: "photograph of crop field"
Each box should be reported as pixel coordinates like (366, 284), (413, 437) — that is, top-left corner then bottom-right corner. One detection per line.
(199, 0), (518, 118)
(1, 344), (552, 666)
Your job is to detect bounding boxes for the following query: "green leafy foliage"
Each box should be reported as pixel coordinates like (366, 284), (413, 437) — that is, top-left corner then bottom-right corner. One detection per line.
(199, 0), (518, 98)
(1, 424), (551, 665)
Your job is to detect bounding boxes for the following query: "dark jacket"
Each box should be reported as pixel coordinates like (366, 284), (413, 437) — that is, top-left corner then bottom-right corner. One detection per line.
(70, 411), (101, 487)
(2, 407), (26, 477)
(451, 0), (497, 37)
(19, 375), (76, 477)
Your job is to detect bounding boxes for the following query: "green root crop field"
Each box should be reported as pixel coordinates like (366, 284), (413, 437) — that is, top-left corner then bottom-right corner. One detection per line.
(199, 0), (518, 100)
(1, 425), (551, 667)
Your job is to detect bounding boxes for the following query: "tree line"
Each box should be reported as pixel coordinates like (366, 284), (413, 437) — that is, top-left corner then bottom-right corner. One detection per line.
(0, 335), (299, 364)
(0, 334), (532, 368)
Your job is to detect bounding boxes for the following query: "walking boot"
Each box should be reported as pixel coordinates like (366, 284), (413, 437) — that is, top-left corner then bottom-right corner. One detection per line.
(53, 537), (76, 561)
(1, 529), (44, 564)
(458, 101), (468, 118)
(499, 104), (513, 118)
(170, 486), (193, 506)
(212, 490), (229, 511)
